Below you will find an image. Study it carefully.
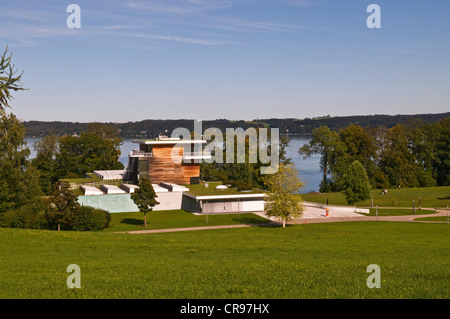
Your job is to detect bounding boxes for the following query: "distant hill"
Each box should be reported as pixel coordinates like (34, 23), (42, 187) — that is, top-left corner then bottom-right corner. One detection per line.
(23, 112), (450, 138)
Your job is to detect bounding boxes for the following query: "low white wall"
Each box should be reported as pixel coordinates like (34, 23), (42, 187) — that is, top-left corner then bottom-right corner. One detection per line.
(153, 192), (184, 211)
(202, 199), (264, 214)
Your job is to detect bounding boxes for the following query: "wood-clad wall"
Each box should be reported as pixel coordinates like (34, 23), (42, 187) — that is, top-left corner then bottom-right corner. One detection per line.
(147, 145), (200, 185)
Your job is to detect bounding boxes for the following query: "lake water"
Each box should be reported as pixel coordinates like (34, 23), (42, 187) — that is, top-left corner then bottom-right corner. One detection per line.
(25, 136), (321, 193)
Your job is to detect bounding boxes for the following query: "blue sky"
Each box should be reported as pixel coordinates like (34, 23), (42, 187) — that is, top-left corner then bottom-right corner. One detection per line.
(1, 0), (449, 122)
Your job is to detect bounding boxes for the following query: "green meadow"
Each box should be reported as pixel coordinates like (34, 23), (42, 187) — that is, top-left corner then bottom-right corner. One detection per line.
(0, 220), (448, 299)
(104, 210), (270, 232)
(301, 186), (450, 208)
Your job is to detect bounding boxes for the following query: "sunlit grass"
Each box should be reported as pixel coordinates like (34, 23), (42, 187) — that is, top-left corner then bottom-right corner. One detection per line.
(301, 186), (450, 208)
(0, 221), (448, 299)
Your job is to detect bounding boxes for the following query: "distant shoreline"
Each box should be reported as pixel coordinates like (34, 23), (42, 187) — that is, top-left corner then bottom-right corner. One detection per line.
(22, 112), (450, 138)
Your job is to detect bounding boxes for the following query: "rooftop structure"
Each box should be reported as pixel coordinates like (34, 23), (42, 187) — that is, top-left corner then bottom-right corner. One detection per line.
(124, 136), (211, 185)
(100, 184), (127, 195)
(93, 170), (126, 180)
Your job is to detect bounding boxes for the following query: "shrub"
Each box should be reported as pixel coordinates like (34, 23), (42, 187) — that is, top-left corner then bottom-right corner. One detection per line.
(235, 181), (253, 191)
(1, 211), (23, 228)
(0, 203), (110, 231)
(72, 206), (111, 231)
(35, 211), (49, 230)
(222, 179), (253, 191)
(222, 180), (235, 186)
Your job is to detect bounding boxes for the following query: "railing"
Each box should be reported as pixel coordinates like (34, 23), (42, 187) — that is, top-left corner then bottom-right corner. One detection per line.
(129, 150), (153, 157)
(183, 151), (212, 158)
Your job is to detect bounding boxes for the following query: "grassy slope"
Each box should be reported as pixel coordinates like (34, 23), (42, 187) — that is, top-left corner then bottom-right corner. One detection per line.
(301, 186), (450, 208)
(0, 222), (448, 299)
(104, 210), (270, 232)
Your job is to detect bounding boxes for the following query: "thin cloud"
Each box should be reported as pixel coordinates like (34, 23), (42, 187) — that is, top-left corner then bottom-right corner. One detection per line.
(125, 0), (234, 14)
(116, 31), (231, 46)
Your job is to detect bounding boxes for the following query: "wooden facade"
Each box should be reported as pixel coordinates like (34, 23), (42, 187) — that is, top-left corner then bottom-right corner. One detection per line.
(137, 142), (201, 185)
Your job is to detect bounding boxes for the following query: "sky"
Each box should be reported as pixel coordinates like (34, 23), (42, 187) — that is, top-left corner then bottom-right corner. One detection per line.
(1, 0), (449, 122)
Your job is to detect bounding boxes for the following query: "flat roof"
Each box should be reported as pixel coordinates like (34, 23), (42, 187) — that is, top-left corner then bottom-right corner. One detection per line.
(159, 182), (190, 192)
(131, 139), (206, 145)
(93, 170), (126, 180)
(184, 193), (266, 201)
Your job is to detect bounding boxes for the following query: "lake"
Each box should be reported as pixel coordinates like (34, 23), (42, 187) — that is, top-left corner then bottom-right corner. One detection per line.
(25, 136), (321, 193)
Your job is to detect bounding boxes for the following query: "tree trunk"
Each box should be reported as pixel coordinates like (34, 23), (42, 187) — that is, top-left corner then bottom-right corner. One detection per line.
(144, 213), (147, 228)
(58, 223), (60, 231)
(283, 219), (286, 228)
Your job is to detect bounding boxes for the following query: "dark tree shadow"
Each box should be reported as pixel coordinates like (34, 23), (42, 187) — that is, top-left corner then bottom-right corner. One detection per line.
(229, 215), (285, 228)
(120, 218), (144, 226)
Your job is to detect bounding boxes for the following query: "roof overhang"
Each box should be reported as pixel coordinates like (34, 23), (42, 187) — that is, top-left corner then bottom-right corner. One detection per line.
(184, 193), (266, 201)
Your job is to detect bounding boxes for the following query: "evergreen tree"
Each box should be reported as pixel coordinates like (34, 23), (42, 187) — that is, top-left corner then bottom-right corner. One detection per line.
(342, 161), (372, 206)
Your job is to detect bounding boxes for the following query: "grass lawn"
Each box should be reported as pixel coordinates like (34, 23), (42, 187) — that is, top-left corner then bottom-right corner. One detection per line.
(301, 186), (450, 209)
(0, 221), (448, 299)
(363, 208), (437, 217)
(103, 210), (270, 232)
(414, 216), (450, 223)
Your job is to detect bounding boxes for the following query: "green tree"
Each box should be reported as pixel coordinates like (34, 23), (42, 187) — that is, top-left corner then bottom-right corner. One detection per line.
(334, 125), (384, 189)
(0, 46), (25, 113)
(379, 124), (420, 188)
(434, 118), (450, 186)
(131, 178), (159, 227)
(0, 113), (41, 212)
(411, 121), (439, 187)
(32, 135), (60, 195)
(263, 163), (304, 228)
(0, 46), (41, 212)
(47, 181), (80, 231)
(342, 161), (372, 206)
(55, 131), (124, 178)
(299, 126), (345, 192)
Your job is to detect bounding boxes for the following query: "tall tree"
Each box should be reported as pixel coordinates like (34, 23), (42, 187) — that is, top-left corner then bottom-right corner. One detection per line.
(131, 178), (159, 228)
(334, 124), (384, 189)
(55, 132), (124, 178)
(342, 161), (372, 206)
(434, 118), (450, 186)
(379, 124), (420, 188)
(0, 46), (25, 113)
(299, 126), (345, 192)
(263, 163), (304, 228)
(32, 135), (60, 195)
(411, 122), (439, 187)
(0, 113), (41, 212)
